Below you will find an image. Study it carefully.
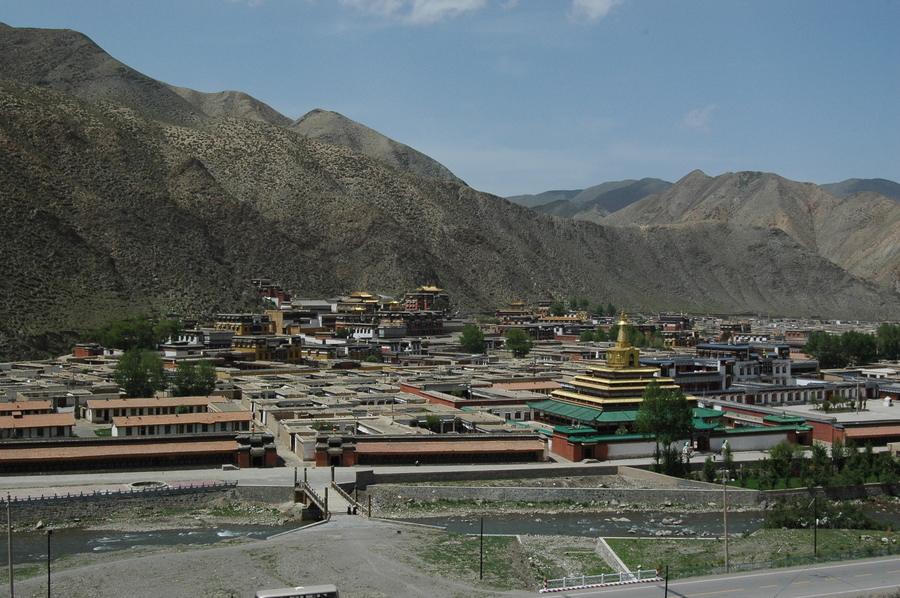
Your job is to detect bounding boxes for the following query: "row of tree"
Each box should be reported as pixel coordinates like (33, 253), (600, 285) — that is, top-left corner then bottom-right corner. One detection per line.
(549, 300), (618, 317)
(740, 438), (900, 490)
(579, 323), (666, 348)
(459, 324), (534, 358)
(804, 324), (900, 369)
(112, 349), (217, 398)
(84, 313), (182, 352)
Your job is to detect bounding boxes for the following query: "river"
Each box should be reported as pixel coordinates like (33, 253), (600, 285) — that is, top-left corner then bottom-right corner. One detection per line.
(0, 524), (301, 567)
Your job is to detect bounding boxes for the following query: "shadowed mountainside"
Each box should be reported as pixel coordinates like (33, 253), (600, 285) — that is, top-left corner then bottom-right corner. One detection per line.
(0, 23), (898, 359)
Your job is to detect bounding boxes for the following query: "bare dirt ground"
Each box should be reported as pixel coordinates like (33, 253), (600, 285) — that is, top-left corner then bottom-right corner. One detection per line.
(11, 517), (538, 598)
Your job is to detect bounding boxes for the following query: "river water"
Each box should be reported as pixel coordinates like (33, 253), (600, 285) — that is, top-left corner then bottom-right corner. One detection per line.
(3, 503), (898, 569)
(404, 510), (765, 537)
(0, 524), (300, 566)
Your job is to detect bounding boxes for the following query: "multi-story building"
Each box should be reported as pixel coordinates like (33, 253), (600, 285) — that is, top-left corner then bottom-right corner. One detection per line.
(403, 286), (450, 311)
(214, 313), (274, 336)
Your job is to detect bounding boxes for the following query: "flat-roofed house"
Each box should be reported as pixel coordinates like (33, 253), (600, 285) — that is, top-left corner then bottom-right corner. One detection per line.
(111, 411), (252, 437)
(0, 412), (74, 439)
(85, 396), (227, 424)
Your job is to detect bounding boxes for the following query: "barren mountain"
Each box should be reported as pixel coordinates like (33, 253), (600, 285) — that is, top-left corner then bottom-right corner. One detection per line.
(0, 24), (897, 359)
(289, 109), (466, 186)
(604, 170), (900, 291)
(167, 86), (293, 127)
(822, 178), (900, 202)
(511, 178), (671, 220)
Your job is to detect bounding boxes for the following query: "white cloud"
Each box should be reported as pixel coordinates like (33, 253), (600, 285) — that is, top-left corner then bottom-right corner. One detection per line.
(339, 0), (486, 24)
(569, 0), (622, 22)
(682, 104), (718, 133)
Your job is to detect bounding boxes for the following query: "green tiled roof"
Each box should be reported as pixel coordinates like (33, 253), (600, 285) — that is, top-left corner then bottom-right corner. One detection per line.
(763, 415), (807, 425)
(527, 399), (607, 423)
(693, 407), (723, 419)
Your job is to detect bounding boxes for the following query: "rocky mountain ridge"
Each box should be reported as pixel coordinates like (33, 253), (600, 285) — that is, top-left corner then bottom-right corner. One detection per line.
(0, 23), (898, 360)
(603, 170), (900, 292)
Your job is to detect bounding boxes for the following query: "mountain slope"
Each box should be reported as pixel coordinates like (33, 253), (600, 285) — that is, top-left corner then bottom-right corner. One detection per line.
(604, 170), (900, 291)
(512, 178), (672, 220)
(289, 109), (466, 186)
(167, 86), (293, 127)
(0, 23), (206, 127)
(822, 178), (900, 202)
(0, 24), (897, 360)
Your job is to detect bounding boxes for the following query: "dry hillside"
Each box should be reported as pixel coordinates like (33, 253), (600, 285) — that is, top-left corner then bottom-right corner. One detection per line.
(0, 23), (898, 359)
(604, 170), (900, 291)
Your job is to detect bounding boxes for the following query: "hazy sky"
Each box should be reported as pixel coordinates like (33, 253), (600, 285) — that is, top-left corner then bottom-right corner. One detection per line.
(4, 1), (898, 196)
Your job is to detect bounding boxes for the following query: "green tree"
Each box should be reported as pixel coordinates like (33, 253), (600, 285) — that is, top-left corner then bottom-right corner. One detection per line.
(335, 327), (353, 339)
(459, 324), (485, 354)
(172, 359), (218, 397)
(606, 302), (617, 317)
(431, 296), (450, 313)
(810, 443), (832, 485)
(577, 298), (590, 310)
(608, 324), (645, 347)
(648, 331), (666, 349)
(549, 301), (567, 317)
(579, 329), (595, 342)
(877, 323), (900, 361)
(842, 330), (877, 366)
(568, 297), (578, 310)
(87, 313), (182, 351)
(804, 331), (846, 368)
(113, 349), (167, 398)
(634, 380), (694, 475)
(424, 414), (442, 433)
(504, 328), (534, 358)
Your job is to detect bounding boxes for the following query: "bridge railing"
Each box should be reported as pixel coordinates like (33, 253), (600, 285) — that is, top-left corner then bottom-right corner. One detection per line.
(540, 569), (660, 593)
(302, 481), (328, 519)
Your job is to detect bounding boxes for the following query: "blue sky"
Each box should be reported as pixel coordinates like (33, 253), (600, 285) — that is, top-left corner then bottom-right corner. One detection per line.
(3, 1), (898, 196)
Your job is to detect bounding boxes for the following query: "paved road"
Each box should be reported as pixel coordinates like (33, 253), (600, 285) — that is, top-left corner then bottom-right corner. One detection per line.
(568, 557), (900, 598)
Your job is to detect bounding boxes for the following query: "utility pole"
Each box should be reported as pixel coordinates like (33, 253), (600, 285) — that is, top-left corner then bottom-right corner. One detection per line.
(723, 469), (729, 573)
(7, 493), (13, 598)
(813, 495), (818, 556)
(46, 529), (51, 598)
(479, 517), (484, 580)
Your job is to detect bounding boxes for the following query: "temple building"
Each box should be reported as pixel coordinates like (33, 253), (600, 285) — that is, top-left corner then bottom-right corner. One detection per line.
(548, 313), (683, 412)
(528, 313), (712, 461)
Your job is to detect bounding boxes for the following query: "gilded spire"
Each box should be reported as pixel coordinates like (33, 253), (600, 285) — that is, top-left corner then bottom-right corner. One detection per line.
(616, 311), (630, 348)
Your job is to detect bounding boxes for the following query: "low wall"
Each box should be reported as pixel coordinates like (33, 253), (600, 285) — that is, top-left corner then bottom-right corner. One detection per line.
(3, 484), (293, 524)
(355, 465), (618, 489)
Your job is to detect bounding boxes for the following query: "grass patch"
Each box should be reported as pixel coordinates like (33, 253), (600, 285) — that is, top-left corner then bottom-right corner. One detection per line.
(608, 528), (896, 578)
(519, 536), (615, 584)
(415, 532), (533, 591)
(0, 562), (45, 584)
(93, 427), (112, 437)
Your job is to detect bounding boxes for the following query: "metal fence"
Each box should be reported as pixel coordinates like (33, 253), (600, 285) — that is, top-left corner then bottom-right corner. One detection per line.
(541, 569), (661, 592)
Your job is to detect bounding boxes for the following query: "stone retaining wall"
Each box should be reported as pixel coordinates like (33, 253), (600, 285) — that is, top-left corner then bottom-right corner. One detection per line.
(368, 484), (762, 508)
(5, 485), (292, 524)
(355, 465), (618, 489)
